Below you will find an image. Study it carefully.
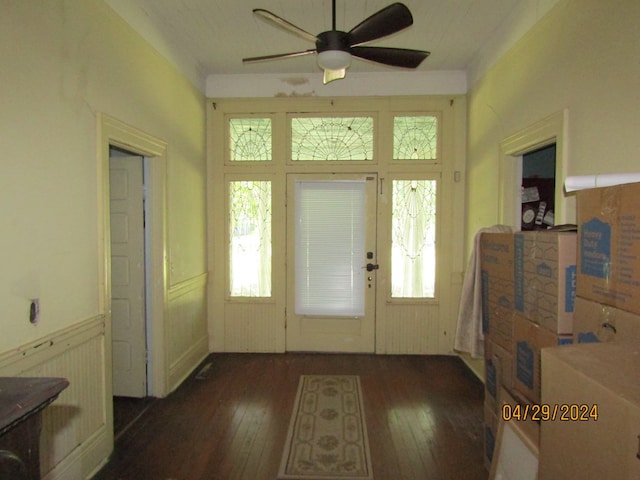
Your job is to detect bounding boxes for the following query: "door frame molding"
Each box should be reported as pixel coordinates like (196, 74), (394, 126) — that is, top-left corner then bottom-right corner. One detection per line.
(209, 95), (466, 354)
(98, 113), (169, 401)
(498, 109), (572, 227)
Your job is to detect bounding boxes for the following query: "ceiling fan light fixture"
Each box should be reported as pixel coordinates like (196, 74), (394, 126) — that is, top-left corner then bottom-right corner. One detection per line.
(317, 50), (351, 71)
(244, 3), (430, 84)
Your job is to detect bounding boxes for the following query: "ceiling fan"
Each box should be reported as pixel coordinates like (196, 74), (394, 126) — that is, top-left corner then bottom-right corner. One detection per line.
(242, 1), (430, 84)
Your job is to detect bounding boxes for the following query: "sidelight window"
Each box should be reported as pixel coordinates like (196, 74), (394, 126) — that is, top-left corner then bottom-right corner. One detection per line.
(391, 179), (437, 298)
(228, 180), (272, 297)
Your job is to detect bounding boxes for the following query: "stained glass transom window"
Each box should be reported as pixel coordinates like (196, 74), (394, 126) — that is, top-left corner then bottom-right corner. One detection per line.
(391, 180), (437, 298)
(229, 118), (272, 161)
(393, 116), (438, 160)
(229, 181), (272, 297)
(291, 117), (374, 161)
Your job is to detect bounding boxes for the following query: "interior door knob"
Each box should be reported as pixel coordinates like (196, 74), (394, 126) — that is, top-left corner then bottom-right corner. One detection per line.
(366, 263), (379, 272)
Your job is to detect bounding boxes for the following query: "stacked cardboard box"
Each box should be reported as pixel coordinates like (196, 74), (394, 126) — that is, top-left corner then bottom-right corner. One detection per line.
(480, 230), (576, 468)
(513, 230), (576, 404)
(573, 296), (640, 344)
(514, 231), (577, 334)
(539, 182), (640, 478)
(479, 233), (515, 468)
(573, 182), (640, 346)
(512, 312), (573, 403)
(540, 343), (640, 479)
(480, 233), (515, 352)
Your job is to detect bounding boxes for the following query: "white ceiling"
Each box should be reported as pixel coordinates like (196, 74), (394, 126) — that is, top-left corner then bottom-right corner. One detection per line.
(105, 0), (560, 90)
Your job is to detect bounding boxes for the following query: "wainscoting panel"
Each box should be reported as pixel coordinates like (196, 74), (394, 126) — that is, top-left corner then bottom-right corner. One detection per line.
(0, 316), (109, 480)
(166, 273), (209, 392)
(381, 304), (441, 354)
(224, 302), (285, 353)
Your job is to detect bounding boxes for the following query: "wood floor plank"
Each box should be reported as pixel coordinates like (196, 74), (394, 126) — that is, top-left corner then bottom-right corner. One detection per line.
(94, 353), (487, 480)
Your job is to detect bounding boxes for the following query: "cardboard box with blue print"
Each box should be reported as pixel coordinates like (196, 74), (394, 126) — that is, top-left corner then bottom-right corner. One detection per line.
(483, 402), (498, 471)
(512, 313), (572, 404)
(484, 339), (514, 411)
(497, 387), (540, 449)
(480, 233), (515, 352)
(481, 274), (515, 352)
(576, 182), (640, 315)
(572, 296), (640, 346)
(484, 387), (541, 472)
(514, 230), (577, 334)
(480, 232), (515, 280)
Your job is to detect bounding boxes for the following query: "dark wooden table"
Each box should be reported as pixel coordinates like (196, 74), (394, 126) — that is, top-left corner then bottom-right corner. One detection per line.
(0, 377), (69, 480)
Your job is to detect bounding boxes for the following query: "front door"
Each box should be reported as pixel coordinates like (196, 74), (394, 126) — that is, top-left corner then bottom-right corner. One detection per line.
(286, 173), (378, 352)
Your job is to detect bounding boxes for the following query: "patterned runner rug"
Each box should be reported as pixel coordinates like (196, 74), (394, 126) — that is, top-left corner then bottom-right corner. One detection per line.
(278, 375), (373, 479)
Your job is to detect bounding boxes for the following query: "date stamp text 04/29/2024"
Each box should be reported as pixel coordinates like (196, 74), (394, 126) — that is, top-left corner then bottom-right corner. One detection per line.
(501, 403), (599, 422)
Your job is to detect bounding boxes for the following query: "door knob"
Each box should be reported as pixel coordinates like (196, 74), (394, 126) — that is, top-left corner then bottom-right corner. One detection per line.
(366, 263), (379, 272)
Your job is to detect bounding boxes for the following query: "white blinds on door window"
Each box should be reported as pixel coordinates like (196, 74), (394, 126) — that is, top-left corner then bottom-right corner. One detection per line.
(295, 180), (366, 316)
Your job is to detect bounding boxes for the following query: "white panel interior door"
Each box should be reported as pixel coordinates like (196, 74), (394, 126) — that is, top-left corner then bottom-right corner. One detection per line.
(286, 174), (377, 352)
(110, 155), (147, 397)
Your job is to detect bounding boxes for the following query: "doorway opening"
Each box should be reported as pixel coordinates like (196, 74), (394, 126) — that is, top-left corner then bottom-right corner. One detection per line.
(99, 113), (169, 448)
(109, 146), (153, 439)
(498, 110), (572, 229)
(521, 144), (556, 230)
(108, 147), (150, 396)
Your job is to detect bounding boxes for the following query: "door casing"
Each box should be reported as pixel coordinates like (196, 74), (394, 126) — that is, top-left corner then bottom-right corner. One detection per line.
(98, 114), (169, 444)
(208, 95), (467, 355)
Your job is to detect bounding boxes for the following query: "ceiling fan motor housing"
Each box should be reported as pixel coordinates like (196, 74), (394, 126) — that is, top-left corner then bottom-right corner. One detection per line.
(316, 30), (350, 53)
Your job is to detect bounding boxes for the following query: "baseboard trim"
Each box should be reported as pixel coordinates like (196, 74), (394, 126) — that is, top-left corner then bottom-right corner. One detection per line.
(43, 423), (111, 480)
(168, 335), (209, 393)
(458, 351), (486, 383)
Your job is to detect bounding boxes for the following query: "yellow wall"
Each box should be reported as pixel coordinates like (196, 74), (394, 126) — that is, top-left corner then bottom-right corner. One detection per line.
(0, 0), (206, 352)
(466, 0), (640, 251)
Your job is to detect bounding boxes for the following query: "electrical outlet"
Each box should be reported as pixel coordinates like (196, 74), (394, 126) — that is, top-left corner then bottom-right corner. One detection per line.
(29, 299), (40, 325)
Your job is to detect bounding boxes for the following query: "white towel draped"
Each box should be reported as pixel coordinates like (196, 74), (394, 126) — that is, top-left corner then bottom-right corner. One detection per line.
(454, 225), (513, 357)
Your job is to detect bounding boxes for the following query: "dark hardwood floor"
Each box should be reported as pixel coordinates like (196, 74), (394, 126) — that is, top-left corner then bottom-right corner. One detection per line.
(113, 396), (157, 441)
(94, 354), (488, 480)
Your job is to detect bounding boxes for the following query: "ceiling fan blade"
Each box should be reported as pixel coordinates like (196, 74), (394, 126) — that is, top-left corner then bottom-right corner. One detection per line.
(351, 46), (430, 68)
(243, 49), (316, 63)
(323, 68), (347, 84)
(347, 3), (414, 46)
(253, 9), (318, 43)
